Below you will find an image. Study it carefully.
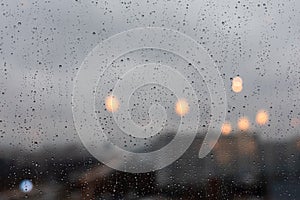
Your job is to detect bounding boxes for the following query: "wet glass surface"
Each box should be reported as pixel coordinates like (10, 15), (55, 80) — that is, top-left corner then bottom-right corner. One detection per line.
(0, 0), (300, 199)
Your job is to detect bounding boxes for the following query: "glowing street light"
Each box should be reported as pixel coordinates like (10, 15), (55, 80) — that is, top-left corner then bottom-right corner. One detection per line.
(19, 179), (33, 193)
(232, 76), (243, 93)
(238, 116), (250, 131)
(256, 109), (269, 125)
(175, 98), (189, 117)
(105, 95), (120, 113)
(221, 122), (232, 135)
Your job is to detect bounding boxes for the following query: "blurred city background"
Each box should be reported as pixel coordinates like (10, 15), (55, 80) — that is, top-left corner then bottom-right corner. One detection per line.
(0, 132), (300, 199)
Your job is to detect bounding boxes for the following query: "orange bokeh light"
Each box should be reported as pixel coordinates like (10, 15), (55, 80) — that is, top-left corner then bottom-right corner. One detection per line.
(232, 76), (243, 93)
(290, 118), (300, 127)
(105, 95), (119, 113)
(256, 110), (269, 125)
(238, 117), (250, 131)
(175, 99), (189, 117)
(221, 122), (232, 135)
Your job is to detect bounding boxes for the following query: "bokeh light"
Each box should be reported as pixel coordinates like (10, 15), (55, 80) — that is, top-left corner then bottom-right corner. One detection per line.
(232, 76), (243, 93)
(256, 110), (269, 125)
(290, 118), (300, 128)
(19, 179), (33, 193)
(175, 99), (189, 116)
(105, 95), (120, 113)
(221, 122), (232, 135)
(238, 117), (250, 131)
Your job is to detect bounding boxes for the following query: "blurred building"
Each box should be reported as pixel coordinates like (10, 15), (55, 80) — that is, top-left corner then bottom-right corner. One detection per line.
(0, 133), (299, 199)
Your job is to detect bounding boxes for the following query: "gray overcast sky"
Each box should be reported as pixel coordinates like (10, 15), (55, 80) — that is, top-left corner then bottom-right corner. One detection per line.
(0, 0), (299, 151)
